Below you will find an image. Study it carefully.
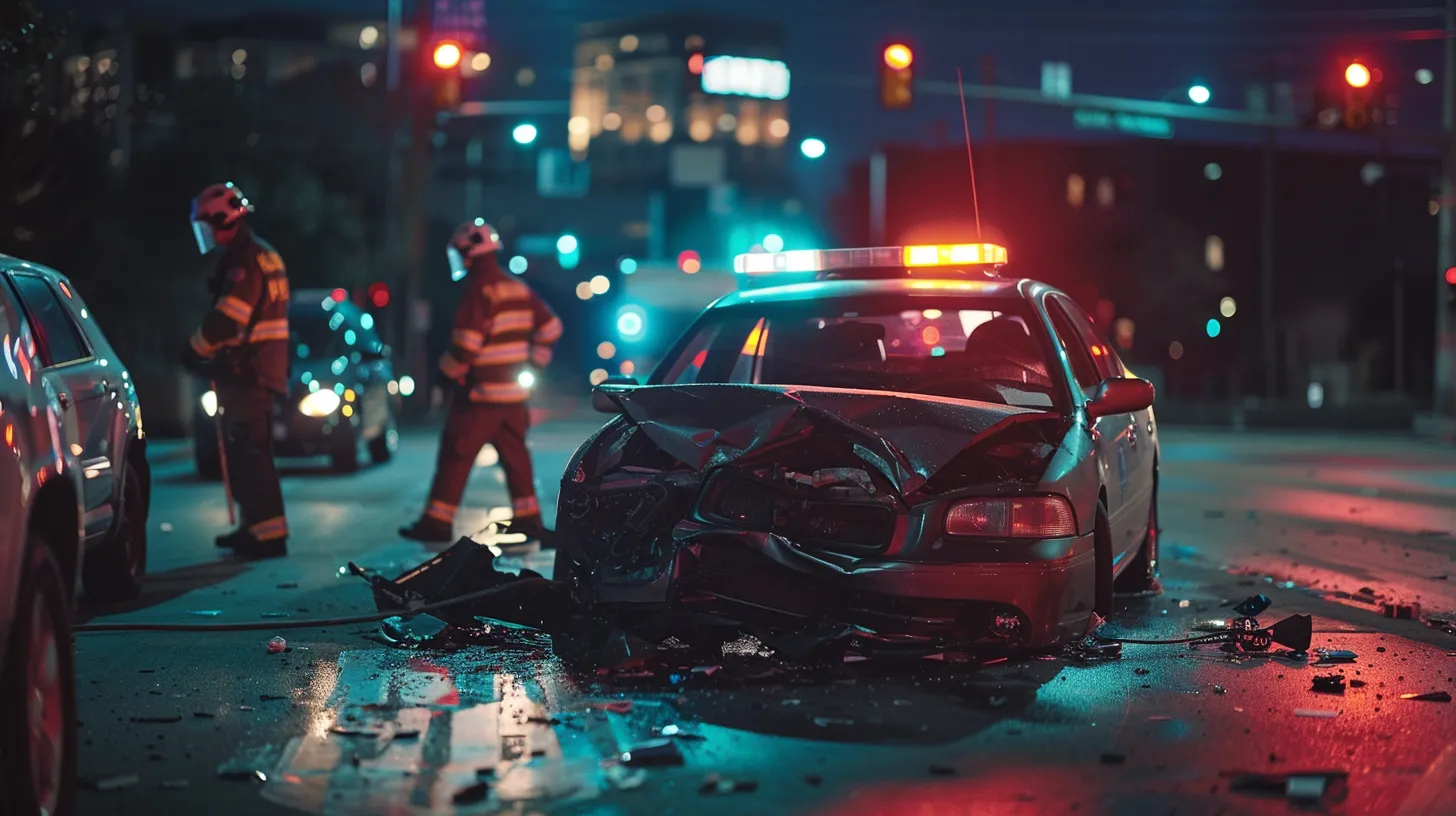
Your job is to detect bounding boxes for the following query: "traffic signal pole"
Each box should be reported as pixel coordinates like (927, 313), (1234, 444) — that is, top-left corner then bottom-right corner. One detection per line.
(1436, 0), (1456, 417)
(400, 0), (434, 405)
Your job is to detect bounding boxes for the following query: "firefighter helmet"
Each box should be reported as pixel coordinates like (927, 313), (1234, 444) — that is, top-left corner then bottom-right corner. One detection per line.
(447, 218), (503, 281)
(190, 182), (254, 254)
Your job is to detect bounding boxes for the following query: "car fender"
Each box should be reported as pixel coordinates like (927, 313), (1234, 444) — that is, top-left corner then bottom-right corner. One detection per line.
(1037, 419), (1102, 538)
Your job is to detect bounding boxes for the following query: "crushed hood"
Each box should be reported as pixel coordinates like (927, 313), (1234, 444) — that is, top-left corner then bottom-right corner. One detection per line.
(603, 384), (1051, 496)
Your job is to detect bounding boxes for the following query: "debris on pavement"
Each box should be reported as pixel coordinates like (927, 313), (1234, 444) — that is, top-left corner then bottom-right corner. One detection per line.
(1233, 595), (1272, 617)
(1399, 691), (1452, 703)
(722, 634), (774, 658)
(159, 779), (190, 790)
(1314, 649), (1358, 663)
(1293, 708), (1341, 718)
(452, 781), (491, 805)
(604, 764), (647, 790)
(1225, 770), (1348, 803)
(588, 700), (634, 714)
(620, 739), (685, 767)
(377, 614), (449, 647)
(658, 724), (706, 740)
(91, 773), (140, 792)
(699, 773), (759, 795)
(217, 745), (281, 784)
(129, 714), (182, 723)
(276, 582), (298, 589)
(187, 610), (222, 617)
(265, 636), (287, 654)
(1311, 674), (1347, 694)
(813, 717), (855, 727)
(1382, 602), (1421, 620)
(159, 522), (173, 532)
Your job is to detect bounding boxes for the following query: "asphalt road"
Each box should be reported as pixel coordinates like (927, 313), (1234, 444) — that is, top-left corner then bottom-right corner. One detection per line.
(73, 422), (1456, 816)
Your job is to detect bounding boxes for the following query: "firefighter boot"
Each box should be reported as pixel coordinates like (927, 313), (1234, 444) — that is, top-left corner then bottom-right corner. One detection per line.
(399, 518), (455, 543)
(227, 531), (287, 559)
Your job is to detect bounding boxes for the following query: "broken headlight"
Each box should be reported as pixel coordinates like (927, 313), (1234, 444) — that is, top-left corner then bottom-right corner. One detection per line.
(944, 495), (1076, 538)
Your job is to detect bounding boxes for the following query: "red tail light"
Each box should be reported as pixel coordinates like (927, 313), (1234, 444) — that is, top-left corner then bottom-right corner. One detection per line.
(945, 496), (1077, 538)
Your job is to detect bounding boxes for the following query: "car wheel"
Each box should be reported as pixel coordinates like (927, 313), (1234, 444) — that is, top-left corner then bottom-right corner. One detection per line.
(195, 426), (223, 481)
(368, 413), (398, 464)
(0, 539), (77, 816)
(1114, 467), (1161, 595)
(83, 461), (148, 602)
(1093, 501), (1114, 619)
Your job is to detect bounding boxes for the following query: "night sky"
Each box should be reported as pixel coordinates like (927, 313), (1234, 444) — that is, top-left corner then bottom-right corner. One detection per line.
(50, 0), (1449, 183)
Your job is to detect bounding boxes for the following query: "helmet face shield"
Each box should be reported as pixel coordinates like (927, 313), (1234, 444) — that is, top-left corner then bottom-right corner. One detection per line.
(447, 245), (469, 281)
(192, 219), (217, 255)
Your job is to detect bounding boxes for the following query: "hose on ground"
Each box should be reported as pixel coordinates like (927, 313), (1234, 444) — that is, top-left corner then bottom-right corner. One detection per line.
(72, 578), (553, 634)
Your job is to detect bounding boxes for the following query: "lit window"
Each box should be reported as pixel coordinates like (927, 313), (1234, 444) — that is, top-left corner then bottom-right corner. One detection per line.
(602, 112), (622, 131)
(689, 119), (713, 142)
(595, 53), (614, 71)
(1205, 235), (1225, 271)
(568, 115), (590, 134)
(767, 118), (790, 139)
(646, 104), (666, 123)
(1066, 174), (1085, 208)
(1096, 177), (1115, 208)
(619, 35), (639, 52)
(359, 26), (379, 49)
(736, 122), (760, 146)
(516, 67), (535, 87)
(717, 113), (737, 132)
(649, 120), (673, 143)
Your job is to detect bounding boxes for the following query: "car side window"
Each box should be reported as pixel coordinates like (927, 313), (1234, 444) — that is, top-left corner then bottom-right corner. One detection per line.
(1052, 294), (1123, 381)
(1045, 298), (1100, 392)
(11, 274), (89, 366)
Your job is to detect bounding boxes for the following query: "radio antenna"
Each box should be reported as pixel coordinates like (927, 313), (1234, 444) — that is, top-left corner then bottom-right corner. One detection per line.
(955, 67), (983, 239)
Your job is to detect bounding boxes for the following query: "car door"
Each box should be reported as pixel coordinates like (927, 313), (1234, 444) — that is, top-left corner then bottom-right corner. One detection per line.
(1043, 295), (1138, 563)
(351, 311), (392, 437)
(1047, 294), (1151, 560)
(9, 273), (117, 542)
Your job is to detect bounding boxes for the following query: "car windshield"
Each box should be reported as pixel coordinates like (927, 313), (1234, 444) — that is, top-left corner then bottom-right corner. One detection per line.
(290, 303), (359, 361)
(652, 295), (1060, 409)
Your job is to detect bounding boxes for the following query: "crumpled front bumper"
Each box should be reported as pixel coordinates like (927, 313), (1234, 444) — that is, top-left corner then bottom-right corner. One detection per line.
(560, 517), (1097, 650)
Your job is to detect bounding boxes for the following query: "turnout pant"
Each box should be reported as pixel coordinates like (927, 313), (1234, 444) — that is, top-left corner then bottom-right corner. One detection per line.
(217, 383), (289, 541)
(423, 396), (539, 531)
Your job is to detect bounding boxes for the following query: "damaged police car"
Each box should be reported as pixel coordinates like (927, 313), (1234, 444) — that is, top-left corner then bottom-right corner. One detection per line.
(554, 243), (1158, 656)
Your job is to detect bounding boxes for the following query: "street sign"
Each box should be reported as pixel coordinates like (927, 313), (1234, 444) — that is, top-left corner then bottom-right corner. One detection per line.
(1073, 108), (1174, 139)
(1041, 62), (1072, 99)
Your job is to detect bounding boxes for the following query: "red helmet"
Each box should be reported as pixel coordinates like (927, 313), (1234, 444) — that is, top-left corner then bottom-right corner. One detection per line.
(189, 182), (254, 254)
(446, 218), (503, 280)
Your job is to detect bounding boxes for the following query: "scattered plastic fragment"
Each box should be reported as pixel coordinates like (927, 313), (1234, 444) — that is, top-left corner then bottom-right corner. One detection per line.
(452, 781), (490, 805)
(1225, 770), (1347, 802)
(129, 715), (182, 723)
(604, 764), (647, 790)
(1311, 675), (1346, 694)
(1234, 595), (1272, 617)
(721, 635), (773, 658)
(813, 717), (855, 727)
(1293, 708), (1340, 718)
(659, 724), (705, 740)
(259, 694), (287, 702)
(276, 582), (298, 589)
(1399, 691), (1452, 703)
(1064, 638), (1122, 662)
(378, 614), (450, 648)
(266, 636), (287, 654)
(260, 612), (290, 618)
(160, 779), (189, 790)
(1383, 602), (1421, 620)
(699, 773), (758, 795)
(1213, 685), (1226, 695)
(620, 739), (685, 767)
(188, 610), (222, 617)
(1315, 649), (1358, 663)
(92, 773), (140, 792)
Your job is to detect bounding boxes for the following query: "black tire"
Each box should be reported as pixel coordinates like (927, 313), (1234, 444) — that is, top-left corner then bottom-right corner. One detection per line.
(330, 434), (360, 473)
(1114, 467), (1161, 595)
(1093, 501), (1114, 619)
(368, 414), (398, 464)
(1, 540), (77, 816)
(194, 427), (223, 481)
(83, 461), (148, 602)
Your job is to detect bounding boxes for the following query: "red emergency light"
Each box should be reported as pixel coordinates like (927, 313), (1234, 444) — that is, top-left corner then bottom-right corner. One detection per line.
(331, 288), (348, 303)
(1446, 267), (1456, 285)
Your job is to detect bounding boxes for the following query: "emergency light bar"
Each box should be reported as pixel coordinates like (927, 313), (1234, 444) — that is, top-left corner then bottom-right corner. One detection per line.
(732, 243), (1009, 277)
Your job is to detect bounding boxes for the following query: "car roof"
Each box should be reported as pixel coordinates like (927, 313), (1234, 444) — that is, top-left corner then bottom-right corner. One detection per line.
(709, 276), (1048, 309)
(0, 254), (64, 280)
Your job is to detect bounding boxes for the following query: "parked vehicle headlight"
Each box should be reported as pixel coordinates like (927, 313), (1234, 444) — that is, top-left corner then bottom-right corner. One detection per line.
(200, 389), (218, 418)
(298, 389), (341, 417)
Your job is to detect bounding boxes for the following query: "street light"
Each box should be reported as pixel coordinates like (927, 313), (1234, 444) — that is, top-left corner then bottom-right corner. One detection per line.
(883, 44), (913, 71)
(1188, 84), (1211, 105)
(512, 123), (538, 145)
(800, 137), (826, 159)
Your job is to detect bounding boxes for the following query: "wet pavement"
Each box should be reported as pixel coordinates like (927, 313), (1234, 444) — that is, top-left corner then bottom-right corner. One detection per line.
(74, 425), (1456, 815)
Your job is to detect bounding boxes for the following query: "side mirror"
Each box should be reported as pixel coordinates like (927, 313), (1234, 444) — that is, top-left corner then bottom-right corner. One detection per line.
(592, 376), (639, 414)
(1085, 377), (1155, 420)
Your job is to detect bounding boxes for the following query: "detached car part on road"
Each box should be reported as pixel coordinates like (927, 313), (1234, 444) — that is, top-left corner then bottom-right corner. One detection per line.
(193, 289), (401, 476)
(0, 256), (150, 603)
(554, 243), (1158, 656)
(0, 256), (88, 816)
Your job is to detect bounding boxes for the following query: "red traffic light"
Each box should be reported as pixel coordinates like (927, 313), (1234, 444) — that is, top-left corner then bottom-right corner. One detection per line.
(433, 41), (463, 70)
(330, 288), (347, 303)
(677, 249), (701, 274)
(884, 44), (913, 71)
(1344, 62), (1371, 88)
(368, 282), (390, 308)
(1446, 267), (1456, 285)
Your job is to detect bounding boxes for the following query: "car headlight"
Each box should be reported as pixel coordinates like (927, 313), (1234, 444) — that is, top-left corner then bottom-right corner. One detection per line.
(518, 370), (536, 389)
(298, 389), (342, 417)
(200, 389), (218, 418)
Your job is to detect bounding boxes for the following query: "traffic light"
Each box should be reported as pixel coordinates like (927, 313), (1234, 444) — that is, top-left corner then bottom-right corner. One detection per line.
(428, 40), (463, 110)
(557, 233), (580, 270)
(880, 43), (914, 110)
(1446, 267), (1456, 307)
(1311, 59), (1383, 131)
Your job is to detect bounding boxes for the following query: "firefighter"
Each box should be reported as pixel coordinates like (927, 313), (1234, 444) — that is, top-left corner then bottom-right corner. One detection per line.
(179, 182), (291, 559)
(399, 219), (562, 544)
